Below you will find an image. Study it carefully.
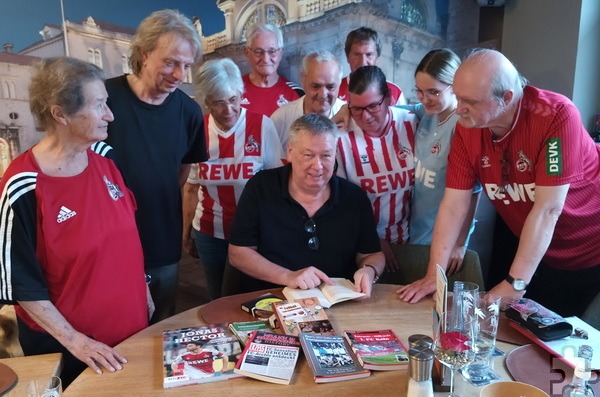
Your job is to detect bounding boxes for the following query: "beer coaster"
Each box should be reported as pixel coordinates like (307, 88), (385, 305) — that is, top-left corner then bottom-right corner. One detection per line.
(0, 362), (17, 394)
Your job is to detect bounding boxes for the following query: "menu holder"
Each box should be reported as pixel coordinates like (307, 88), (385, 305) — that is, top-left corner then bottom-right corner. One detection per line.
(433, 264), (450, 392)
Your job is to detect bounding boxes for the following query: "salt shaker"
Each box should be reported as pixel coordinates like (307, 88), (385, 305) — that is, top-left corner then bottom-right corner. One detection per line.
(407, 347), (434, 397)
(408, 334), (433, 349)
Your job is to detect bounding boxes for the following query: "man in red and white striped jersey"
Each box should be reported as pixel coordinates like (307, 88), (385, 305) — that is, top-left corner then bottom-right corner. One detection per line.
(399, 49), (600, 321)
(336, 65), (417, 272)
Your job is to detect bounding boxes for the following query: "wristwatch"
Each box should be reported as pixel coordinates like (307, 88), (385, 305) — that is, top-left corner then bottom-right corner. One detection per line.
(505, 274), (528, 291)
(361, 264), (380, 284)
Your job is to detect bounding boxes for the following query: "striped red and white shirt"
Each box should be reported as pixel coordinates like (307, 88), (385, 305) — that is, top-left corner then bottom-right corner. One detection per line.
(188, 108), (284, 239)
(336, 107), (417, 244)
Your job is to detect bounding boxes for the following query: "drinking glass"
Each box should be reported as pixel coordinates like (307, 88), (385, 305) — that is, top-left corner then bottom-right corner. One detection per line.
(451, 281), (479, 314)
(25, 376), (62, 397)
(461, 292), (501, 383)
(434, 309), (476, 397)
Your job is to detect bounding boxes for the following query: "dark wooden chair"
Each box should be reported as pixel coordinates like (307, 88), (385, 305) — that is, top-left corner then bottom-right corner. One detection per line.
(378, 244), (485, 291)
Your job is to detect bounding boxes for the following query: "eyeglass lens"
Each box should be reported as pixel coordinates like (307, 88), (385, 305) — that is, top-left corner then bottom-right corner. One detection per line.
(211, 96), (240, 111)
(349, 96), (385, 116)
(304, 218), (319, 250)
(412, 84), (451, 99)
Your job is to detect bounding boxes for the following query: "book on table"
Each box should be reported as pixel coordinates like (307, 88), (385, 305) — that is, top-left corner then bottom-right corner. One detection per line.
(229, 321), (272, 347)
(343, 329), (409, 370)
(234, 330), (301, 385)
(162, 323), (243, 388)
(282, 278), (365, 308)
(271, 297), (335, 336)
(299, 333), (371, 383)
(240, 293), (283, 321)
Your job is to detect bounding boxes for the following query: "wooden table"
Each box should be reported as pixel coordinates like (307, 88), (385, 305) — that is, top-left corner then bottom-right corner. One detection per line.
(0, 353), (62, 395)
(65, 285), (516, 396)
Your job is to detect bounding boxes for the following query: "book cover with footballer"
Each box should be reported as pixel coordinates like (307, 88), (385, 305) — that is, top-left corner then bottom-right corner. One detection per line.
(162, 323), (243, 388)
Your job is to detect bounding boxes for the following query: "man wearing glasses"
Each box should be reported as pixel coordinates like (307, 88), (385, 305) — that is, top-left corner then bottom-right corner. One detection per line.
(399, 49), (600, 323)
(228, 114), (385, 296)
(240, 23), (304, 116)
(336, 65), (418, 273)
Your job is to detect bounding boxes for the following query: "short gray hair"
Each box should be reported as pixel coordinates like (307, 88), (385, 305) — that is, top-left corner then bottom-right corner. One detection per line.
(301, 50), (342, 80)
(245, 23), (283, 48)
(29, 57), (105, 130)
(288, 113), (338, 146)
(464, 48), (527, 104)
(195, 58), (244, 105)
(129, 9), (202, 75)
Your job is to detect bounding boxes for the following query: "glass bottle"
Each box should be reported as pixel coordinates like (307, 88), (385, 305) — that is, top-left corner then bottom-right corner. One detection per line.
(562, 345), (595, 397)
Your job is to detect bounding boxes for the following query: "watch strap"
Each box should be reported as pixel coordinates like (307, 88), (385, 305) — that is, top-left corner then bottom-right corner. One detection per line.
(506, 274), (528, 290)
(361, 264), (380, 283)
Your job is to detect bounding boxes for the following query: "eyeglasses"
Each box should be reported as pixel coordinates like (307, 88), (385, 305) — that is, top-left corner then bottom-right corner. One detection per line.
(499, 150), (510, 194)
(208, 95), (241, 111)
(348, 95), (386, 116)
(304, 218), (319, 250)
(247, 47), (281, 58)
(411, 84), (452, 99)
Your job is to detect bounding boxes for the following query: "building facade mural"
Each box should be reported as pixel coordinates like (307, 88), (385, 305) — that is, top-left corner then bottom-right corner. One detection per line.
(0, 0), (481, 176)
(0, 50), (39, 177)
(197, 0), (480, 105)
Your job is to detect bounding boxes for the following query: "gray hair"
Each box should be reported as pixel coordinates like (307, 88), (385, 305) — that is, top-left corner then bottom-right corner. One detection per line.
(29, 57), (105, 130)
(301, 50), (343, 80)
(245, 23), (283, 48)
(129, 9), (202, 75)
(288, 113), (338, 146)
(464, 48), (527, 104)
(195, 58), (244, 105)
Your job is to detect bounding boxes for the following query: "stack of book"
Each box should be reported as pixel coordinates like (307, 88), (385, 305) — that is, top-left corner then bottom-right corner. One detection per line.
(161, 281), (412, 388)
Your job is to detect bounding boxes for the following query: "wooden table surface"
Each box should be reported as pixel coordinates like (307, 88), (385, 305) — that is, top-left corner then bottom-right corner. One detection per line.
(0, 353), (62, 395)
(65, 284), (518, 396)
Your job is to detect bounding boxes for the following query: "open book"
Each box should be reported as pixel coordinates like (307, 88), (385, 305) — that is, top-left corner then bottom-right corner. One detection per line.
(282, 278), (365, 308)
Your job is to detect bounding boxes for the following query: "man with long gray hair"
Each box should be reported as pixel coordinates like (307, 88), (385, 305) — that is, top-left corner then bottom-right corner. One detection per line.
(103, 9), (207, 323)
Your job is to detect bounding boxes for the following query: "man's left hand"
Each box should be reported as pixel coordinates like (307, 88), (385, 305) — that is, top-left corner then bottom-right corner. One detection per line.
(489, 280), (526, 310)
(353, 267), (375, 298)
(446, 245), (466, 275)
(381, 239), (399, 272)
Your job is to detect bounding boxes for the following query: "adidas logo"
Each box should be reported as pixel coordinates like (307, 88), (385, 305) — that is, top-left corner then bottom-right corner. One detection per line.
(57, 206), (77, 223)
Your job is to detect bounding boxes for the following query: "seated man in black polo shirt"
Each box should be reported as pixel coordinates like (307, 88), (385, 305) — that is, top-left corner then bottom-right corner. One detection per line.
(228, 113), (384, 297)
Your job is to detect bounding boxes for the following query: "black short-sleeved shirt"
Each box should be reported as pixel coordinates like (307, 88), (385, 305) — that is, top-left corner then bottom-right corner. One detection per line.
(230, 164), (381, 292)
(104, 75), (207, 268)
